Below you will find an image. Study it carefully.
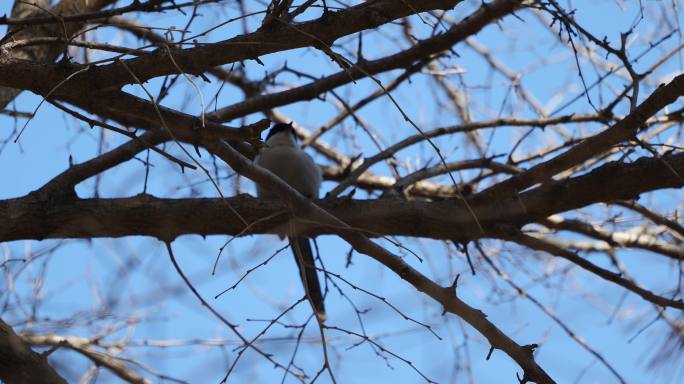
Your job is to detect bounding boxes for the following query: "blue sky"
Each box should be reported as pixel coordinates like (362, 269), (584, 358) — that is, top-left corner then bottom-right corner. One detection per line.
(1, 0), (683, 383)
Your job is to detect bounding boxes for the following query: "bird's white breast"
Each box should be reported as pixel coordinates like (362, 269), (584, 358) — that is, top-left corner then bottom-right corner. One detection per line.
(255, 145), (321, 199)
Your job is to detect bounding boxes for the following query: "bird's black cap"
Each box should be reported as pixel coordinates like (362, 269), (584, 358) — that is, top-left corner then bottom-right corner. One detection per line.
(265, 122), (296, 141)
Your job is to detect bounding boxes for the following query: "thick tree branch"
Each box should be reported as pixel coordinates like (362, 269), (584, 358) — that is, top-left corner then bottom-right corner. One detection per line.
(0, 0), (526, 110)
(209, 0), (527, 122)
(0, 319), (67, 384)
(0, 0), (118, 107)
(3, 152), (684, 242)
(477, 74), (684, 200)
(76, 0), (463, 90)
(50, 91), (266, 142)
(0, 0), (464, 93)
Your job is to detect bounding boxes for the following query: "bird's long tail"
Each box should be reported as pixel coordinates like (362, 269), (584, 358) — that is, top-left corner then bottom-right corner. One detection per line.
(289, 236), (326, 321)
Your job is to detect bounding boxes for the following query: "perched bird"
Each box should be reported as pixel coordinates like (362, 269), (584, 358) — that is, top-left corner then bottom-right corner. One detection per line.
(254, 122), (326, 321)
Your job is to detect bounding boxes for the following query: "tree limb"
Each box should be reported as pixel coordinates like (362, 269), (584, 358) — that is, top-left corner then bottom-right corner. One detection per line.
(0, 319), (67, 384)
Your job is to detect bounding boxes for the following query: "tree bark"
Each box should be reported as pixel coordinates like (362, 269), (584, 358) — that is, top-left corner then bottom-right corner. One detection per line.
(2, 151), (683, 243)
(0, 319), (67, 384)
(0, 0), (118, 107)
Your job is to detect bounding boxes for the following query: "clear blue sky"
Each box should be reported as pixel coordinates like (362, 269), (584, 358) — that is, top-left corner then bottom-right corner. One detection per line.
(1, 1), (682, 383)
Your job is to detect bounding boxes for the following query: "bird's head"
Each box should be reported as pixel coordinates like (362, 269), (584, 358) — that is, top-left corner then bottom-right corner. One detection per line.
(264, 122), (297, 147)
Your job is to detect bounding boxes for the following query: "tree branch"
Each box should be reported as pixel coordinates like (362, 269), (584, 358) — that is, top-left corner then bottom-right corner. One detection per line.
(477, 74), (684, 200)
(0, 319), (67, 384)
(3, 152), (684, 242)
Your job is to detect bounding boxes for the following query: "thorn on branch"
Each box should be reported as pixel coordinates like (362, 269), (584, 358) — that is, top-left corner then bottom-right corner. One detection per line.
(511, 11), (524, 23)
(340, 188), (356, 200)
(522, 344), (539, 356)
(516, 371), (528, 383)
(345, 247), (354, 268)
(450, 273), (461, 291)
(486, 346), (494, 360)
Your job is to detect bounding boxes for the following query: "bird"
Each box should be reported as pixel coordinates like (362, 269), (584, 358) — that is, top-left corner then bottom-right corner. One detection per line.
(254, 122), (326, 321)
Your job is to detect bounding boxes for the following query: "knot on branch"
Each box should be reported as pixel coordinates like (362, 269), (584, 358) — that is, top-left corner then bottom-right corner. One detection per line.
(27, 184), (77, 204)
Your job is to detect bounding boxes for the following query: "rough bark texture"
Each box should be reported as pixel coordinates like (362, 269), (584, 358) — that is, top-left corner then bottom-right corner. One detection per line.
(0, 319), (67, 384)
(0, 0), (117, 107)
(2, 152), (682, 242)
